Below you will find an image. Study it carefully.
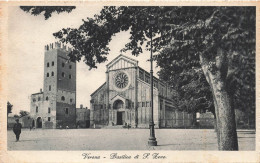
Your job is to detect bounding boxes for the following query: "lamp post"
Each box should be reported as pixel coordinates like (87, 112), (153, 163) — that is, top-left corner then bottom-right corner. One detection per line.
(148, 15), (157, 146)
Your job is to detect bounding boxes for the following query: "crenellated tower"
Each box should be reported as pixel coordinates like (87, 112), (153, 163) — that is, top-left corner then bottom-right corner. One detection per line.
(30, 42), (76, 129)
(43, 42), (76, 128)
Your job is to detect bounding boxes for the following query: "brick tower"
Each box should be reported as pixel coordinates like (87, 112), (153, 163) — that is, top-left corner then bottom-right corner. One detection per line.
(30, 42), (76, 129)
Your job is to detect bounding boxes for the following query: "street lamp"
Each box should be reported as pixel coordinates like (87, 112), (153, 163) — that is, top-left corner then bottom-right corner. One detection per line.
(148, 15), (157, 146)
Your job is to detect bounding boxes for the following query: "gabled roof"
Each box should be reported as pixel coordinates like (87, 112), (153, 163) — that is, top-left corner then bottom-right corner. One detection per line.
(110, 94), (128, 101)
(106, 54), (138, 68)
(90, 82), (106, 96)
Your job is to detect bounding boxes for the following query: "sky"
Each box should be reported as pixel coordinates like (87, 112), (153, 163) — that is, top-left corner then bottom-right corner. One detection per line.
(7, 6), (160, 114)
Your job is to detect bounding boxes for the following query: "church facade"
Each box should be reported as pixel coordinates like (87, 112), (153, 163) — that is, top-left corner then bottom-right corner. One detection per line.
(90, 54), (194, 128)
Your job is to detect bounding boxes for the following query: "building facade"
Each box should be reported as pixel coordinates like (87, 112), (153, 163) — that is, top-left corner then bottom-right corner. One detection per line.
(90, 54), (194, 128)
(76, 105), (90, 128)
(30, 42), (76, 129)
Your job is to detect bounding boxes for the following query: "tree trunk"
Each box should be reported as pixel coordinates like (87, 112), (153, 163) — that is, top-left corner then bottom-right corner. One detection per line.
(212, 112), (217, 132)
(212, 99), (220, 147)
(200, 51), (238, 151)
(210, 77), (238, 150)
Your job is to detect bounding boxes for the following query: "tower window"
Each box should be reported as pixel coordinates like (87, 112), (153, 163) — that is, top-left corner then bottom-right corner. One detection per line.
(33, 98), (36, 102)
(36, 106), (38, 113)
(38, 97), (41, 101)
(47, 62), (49, 67)
(52, 61), (54, 66)
(61, 96), (65, 101)
(46, 96), (48, 101)
(48, 107), (51, 113)
(70, 98), (73, 103)
(48, 117), (51, 121)
(69, 65), (72, 69)
(49, 85), (51, 91)
(47, 73), (49, 77)
(65, 108), (69, 114)
(69, 74), (72, 79)
(51, 72), (54, 76)
(62, 62), (65, 67)
(62, 72), (65, 77)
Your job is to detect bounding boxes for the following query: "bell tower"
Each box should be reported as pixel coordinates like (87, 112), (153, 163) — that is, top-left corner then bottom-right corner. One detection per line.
(43, 42), (76, 128)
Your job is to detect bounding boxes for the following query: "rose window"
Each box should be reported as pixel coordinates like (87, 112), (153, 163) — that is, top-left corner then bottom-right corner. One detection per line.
(115, 72), (129, 89)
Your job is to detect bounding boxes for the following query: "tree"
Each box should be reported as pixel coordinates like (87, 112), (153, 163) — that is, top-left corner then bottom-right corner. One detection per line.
(21, 6), (255, 150)
(19, 110), (30, 118)
(14, 114), (19, 118)
(7, 101), (13, 116)
(20, 6), (76, 20)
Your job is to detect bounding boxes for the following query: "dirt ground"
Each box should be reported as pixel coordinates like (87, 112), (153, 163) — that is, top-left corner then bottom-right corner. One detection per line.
(7, 129), (255, 151)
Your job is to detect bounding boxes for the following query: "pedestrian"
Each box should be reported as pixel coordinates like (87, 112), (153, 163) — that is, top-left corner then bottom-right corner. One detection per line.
(13, 119), (22, 142)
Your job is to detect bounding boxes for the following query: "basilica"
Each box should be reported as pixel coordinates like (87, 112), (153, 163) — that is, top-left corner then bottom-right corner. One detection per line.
(90, 54), (194, 128)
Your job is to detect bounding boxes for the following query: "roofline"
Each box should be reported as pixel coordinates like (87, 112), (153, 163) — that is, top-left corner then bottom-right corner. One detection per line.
(138, 66), (167, 85)
(90, 82), (106, 96)
(106, 54), (138, 67)
(31, 92), (43, 96)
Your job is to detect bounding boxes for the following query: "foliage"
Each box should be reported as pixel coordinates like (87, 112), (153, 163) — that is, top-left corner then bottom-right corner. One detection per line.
(53, 6), (255, 114)
(19, 110), (30, 118)
(14, 114), (19, 118)
(20, 6), (76, 20)
(7, 101), (13, 115)
(159, 67), (214, 115)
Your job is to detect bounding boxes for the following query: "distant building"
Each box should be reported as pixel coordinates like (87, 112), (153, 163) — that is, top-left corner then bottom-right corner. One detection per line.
(76, 105), (90, 128)
(90, 54), (194, 128)
(30, 42), (76, 129)
(7, 115), (33, 129)
(7, 116), (16, 129)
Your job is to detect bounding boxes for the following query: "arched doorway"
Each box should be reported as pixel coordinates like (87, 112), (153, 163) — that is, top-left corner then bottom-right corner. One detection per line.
(36, 117), (42, 128)
(113, 100), (124, 109)
(113, 100), (125, 125)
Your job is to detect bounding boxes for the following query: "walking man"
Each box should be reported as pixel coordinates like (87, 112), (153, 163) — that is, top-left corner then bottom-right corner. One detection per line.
(13, 119), (22, 142)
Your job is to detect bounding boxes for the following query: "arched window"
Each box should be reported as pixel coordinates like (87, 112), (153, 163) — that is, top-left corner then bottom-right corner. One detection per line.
(62, 72), (65, 77)
(52, 61), (54, 66)
(48, 107), (51, 113)
(33, 98), (36, 102)
(113, 100), (124, 109)
(65, 108), (69, 114)
(47, 62), (49, 67)
(46, 96), (48, 101)
(62, 62), (65, 67)
(38, 97), (41, 101)
(70, 98), (73, 103)
(36, 106), (38, 113)
(69, 74), (72, 79)
(47, 73), (49, 77)
(49, 85), (51, 91)
(61, 96), (65, 101)
(69, 65), (72, 69)
(51, 72), (54, 76)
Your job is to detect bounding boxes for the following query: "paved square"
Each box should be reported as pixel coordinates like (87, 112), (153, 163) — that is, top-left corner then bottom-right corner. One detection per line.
(7, 129), (255, 150)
